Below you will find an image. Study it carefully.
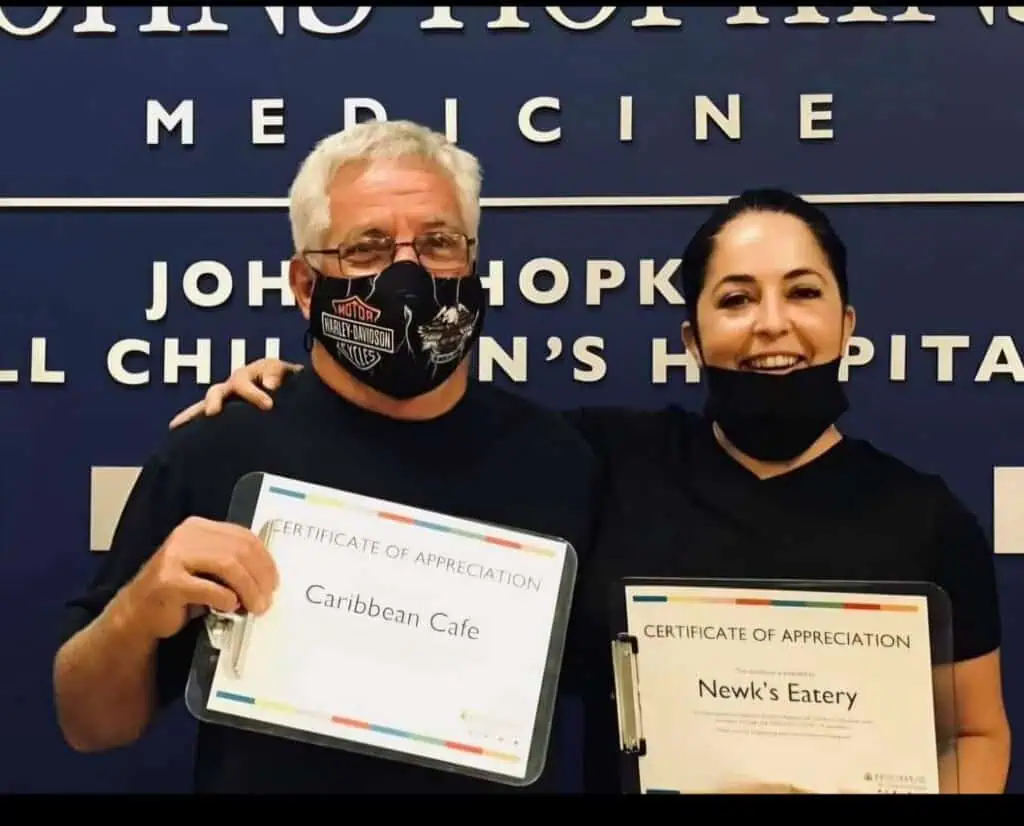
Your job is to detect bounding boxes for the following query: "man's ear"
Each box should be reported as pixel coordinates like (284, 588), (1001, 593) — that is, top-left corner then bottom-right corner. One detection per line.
(289, 257), (315, 321)
(681, 319), (702, 366)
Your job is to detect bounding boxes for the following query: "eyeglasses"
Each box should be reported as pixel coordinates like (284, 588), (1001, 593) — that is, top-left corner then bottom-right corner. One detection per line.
(304, 230), (476, 277)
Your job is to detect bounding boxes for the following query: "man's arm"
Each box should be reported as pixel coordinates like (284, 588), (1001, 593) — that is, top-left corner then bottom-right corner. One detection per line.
(53, 455), (193, 752)
(54, 586), (163, 751)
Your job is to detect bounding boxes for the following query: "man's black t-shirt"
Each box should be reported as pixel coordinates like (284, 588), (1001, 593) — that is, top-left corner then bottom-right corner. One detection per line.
(60, 368), (601, 793)
(565, 405), (1002, 791)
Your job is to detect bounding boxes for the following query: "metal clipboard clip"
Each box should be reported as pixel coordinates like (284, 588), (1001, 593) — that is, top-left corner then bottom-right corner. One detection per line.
(201, 520), (274, 679)
(204, 608), (254, 679)
(610, 632), (646, 756)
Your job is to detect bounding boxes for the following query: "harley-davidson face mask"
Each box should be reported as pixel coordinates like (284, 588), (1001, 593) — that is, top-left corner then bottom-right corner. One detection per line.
(308, 260), (486, 400)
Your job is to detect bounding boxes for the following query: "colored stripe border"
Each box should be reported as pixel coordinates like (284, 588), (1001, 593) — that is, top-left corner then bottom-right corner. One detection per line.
(214, 690), (521, 764)
(266, 484), (555, 558)
(631, 594), (919, 612)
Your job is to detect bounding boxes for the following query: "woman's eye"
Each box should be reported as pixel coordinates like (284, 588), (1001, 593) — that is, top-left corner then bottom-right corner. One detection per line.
(717, 293), (749, 309)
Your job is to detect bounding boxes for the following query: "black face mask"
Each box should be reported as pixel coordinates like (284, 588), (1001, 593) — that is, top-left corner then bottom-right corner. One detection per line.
(702, 358), (849, 462)
(308, 260), (486, 400)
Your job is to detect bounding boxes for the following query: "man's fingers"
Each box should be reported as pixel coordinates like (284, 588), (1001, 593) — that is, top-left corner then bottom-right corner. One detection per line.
(178, 577), (240, 614)
(181, 544), (270, 615)
(191, 519), (279, 593)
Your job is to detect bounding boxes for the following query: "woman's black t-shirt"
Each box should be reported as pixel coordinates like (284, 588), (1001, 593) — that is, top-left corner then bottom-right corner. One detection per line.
(565, 404), (1002, 791)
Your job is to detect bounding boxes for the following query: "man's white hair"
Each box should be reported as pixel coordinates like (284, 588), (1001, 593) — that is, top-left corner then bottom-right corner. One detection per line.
(287, 119), (483, 254)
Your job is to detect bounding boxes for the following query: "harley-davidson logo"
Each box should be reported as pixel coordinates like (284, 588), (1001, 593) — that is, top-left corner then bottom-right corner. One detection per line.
(320, 296), (395, 371)
(332, 295), (380, 323)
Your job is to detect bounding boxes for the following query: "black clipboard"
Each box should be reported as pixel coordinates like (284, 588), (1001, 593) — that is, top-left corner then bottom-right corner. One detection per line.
(609, 576), (958, 794)
(184, 470), (580, 787)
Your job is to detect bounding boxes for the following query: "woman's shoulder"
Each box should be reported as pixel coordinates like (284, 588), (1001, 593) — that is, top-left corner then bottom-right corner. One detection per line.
(836, 437), (986, 554)
(838, 437), (959, 502)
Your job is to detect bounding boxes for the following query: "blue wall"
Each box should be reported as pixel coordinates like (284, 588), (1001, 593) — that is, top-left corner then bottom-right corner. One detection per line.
(2, 5), (1022, 792)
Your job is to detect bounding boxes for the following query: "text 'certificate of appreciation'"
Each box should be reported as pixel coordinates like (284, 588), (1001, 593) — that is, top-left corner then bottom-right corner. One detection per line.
(624, 583), (939, 794)
(201, 472), (574, 783)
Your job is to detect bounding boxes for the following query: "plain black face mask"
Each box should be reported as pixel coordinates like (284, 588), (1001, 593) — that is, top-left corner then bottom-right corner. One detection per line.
(308, 260), (486, 401)
(702, 358), (849, 462)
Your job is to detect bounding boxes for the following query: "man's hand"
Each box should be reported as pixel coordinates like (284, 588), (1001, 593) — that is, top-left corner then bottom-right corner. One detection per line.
(168, 359), (303, 430)
(119, 516), (279, 639)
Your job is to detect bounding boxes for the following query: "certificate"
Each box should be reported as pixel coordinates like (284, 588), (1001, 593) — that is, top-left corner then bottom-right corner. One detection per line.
(611, 580), (952, 794)
(186, 471), (577, 786)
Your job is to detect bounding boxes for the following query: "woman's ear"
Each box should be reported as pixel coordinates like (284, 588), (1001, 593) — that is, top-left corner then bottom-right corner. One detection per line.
(682, 319), (702, 365)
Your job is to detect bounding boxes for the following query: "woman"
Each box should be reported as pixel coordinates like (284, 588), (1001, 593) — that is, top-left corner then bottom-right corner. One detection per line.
(171, 189), (1010, 792)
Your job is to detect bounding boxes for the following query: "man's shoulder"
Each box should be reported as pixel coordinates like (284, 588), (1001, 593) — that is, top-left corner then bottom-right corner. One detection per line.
(161, 386), (298, 468)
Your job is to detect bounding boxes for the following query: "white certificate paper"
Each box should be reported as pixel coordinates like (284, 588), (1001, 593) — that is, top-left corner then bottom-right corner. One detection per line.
(203, 473), (572, 781)
(625, 584), (941, 794)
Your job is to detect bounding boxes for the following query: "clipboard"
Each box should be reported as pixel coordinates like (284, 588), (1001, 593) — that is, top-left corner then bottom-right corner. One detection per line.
(184, 471), (578, 787)
(609, 577), (959, 794)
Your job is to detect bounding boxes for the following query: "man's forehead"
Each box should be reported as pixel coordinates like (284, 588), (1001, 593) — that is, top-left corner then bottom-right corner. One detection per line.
(326, 159), (463, 235)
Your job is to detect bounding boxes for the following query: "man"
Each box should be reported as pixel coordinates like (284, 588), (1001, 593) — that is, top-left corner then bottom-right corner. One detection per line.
(54, 120), (601, 793)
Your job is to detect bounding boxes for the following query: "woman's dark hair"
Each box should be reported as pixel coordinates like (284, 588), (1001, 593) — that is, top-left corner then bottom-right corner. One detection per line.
(678, 188), (849, 326)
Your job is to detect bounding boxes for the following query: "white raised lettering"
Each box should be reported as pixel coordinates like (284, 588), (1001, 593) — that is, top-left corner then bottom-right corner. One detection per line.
(800, 93), (833, 139)
(298, 6), (371, 34)
(444, 97), (458, 143)
(344, 97), (386, 128)
(164, 338), (212, 384)
(230, 338), (282, 373)
(480, 261), (505, 307)
(619, 95), (633, 142)
(695, 94), (740, 141)
(785, 7), (829, 24)
(922, 334), (970, 382)
(30, 337), (64, 384)
(652, 340), (701, 383)
(890, 334), (908, 381)
(519, 96), (560, 143)
(726, 7), (769, 25)
(139, 7), (226, 33)
(586, 260), (626, 305)
(520, 258), (569, 304)
(573, 336), (607, 382)
(487, 7), (529, 30)
(147, 262), (168, 322)
(420, 6), (463, 30)
(73, 7), (116, 34)
(248, 260), (294, 307)
(478, 337), (528, 382)
(183, 261), (232, 308)
(631, 7), (683, 28)
(976, 336), (1024, 382)
(640, 259), (684, 306)
(836, 7), (888, 24)
(147, 99), (194, 146)
(545, 6), (616, 31)
(839, 336), (874, 381)
(0, 355), (17, 382)
(263, 6), (286, 35)
(252, 99), (285, 145)
(891, 7), (936, 23)
(0, 6), (62, 36)
(107, 339), (150, 386)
